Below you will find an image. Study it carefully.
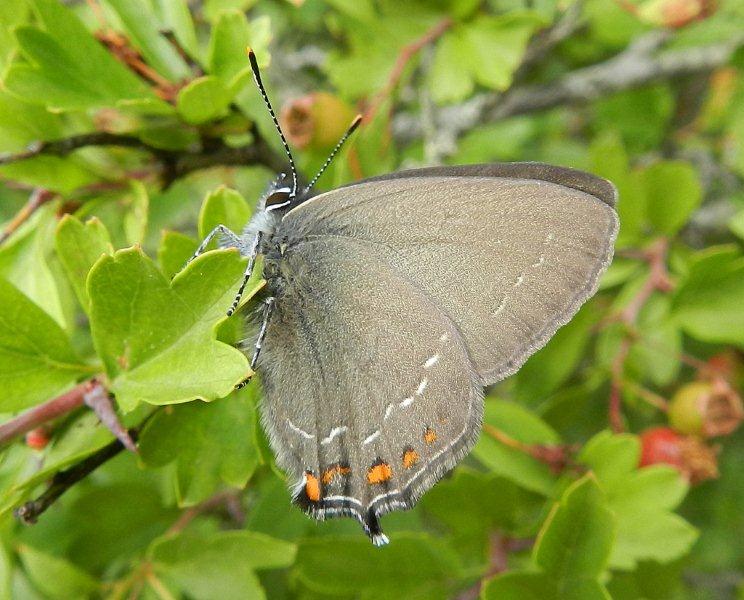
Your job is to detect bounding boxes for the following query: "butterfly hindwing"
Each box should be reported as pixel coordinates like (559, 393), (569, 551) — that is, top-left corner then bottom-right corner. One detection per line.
(257, 238), (482, 542)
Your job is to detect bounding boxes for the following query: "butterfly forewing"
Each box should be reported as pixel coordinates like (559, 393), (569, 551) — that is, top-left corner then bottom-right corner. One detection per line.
(282, 164), (618, 385)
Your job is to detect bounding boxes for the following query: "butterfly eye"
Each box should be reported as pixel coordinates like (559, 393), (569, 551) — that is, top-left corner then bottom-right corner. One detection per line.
(265, 188), (292, 211)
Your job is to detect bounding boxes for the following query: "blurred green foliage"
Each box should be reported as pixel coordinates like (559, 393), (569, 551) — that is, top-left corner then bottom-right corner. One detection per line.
(0, 0), (744, 598)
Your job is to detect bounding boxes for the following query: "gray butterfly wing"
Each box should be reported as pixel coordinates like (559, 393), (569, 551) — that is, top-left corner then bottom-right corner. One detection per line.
(260, 162), (616, 541)
(257, 238), (482, 544)
(281, 163), (618, 385)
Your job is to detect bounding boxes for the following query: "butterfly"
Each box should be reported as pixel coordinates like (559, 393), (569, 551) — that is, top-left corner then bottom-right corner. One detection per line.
(187, 49), (618, 546)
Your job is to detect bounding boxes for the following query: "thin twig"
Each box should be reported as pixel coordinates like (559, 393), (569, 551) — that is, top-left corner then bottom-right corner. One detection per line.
(165, 490), (245, 535)
(515, 0), (585, 79)
(15, 431), (137, 524)
(394, 31), (744, 147)
(0, 133), (147, 166)
(609, 238), (674, 432)
(0, 189), (56, 247)
(145, 571), (177, 600)
(364, 17), (453, 123)
(482, 423), (575, 473)
(0, 130), (287, 193)
(622, 379), (670, 411)
(0, 380), (93, 447)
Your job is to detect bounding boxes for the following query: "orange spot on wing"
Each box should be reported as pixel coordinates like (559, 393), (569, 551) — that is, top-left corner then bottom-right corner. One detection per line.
(305, 471), (320, 502)
(366, 460), (392, 484)
(424, 427), (437, 444)
(402, 447), (419, 469)
(321, 463), (351, 485)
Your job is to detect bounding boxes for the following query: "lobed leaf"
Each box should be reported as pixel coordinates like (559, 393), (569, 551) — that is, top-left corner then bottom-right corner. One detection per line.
(672, 246), (744, 347)
(55, 215), (113, 313)
(138, 388), (260, 505)
(87, 247), (253, 412)
(149, 530), (295, 600)
(0, 277), (89, 412)
(483, 476), (614, 600)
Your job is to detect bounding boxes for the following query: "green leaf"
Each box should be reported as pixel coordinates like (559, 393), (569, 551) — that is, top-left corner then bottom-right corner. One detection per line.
(87, 247), (253, 412)
(55, 216), (113, 313)
(177, 76), (234, 125)
(10, 411), (115, 492)
(593, 85), (674, 154)
(0, 90), (63, 152)
(101, 0), (191, 82)
(0, 0), (29, 73)
(0, 156), (99, 195)
(627, 295), (681, 387)
(472, 400), (559, 495)
(17, 545), (98, 599)
(483, 476), (614, 600)
(0, 543), (11, 599)
(204, 0), (260, 22)
(323, 0), (377, 22)
(421, 469), (543, 539)
(578, 431), (697, 569)
(123, 181), (149, 246)
(149, 530), (294, 600)
(0, 277), (89, 411)
(138, 388), (260, 504)
(158, 230), (198, 279)
(482, 572), (557, 600)
(730, 207), (744, 240)
(5, 0), (163, 112)
(429, 30), (474, 104)
(464, 14), (540, 92)
(672, 246), (744, 346)
(535, 476), (615, 580)
(75, 184), (151, 249)
(610, 511), (698, 571)
(0, 204), (67, 327)
(578, 430), (640, 492)
(429, 15), (540, 105)
(198, 186), (252, 239)
(642, 161), (702, 236)
(153, 0), (200, 61)
(589, 132), (646, 247)
(295, 534), (462, 599)
(515, 304), (598, 406)
(208, 10), (270, 83)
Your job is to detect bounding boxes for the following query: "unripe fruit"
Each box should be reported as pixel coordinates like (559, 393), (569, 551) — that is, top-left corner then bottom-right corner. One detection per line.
(280, 93), (357, 150)
(668, 382), (710, 435)
(668, 380), (743, 438)
(636, 0), (715, 28)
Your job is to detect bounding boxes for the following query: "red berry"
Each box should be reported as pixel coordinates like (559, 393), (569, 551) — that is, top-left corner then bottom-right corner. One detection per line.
(639, 426), (719, 484)
(640, 427), (684, 468)
(25, 427), (50, 450)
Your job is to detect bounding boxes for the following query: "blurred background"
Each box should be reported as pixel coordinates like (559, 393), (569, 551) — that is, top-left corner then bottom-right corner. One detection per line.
(0, 0), (743, 598)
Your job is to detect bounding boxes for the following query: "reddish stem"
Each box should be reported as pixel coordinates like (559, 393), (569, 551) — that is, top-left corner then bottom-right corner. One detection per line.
(364, 18), (452, 123)
(609, 238), (674, 432)
(0, 380), (91, 447)
(482, 423), (574, 473)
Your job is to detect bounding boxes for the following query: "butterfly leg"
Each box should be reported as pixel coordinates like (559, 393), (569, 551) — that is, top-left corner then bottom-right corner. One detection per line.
(185, 224), (240, 268)
(226, 231), (263, 317)
(235, 295), (275, 389)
